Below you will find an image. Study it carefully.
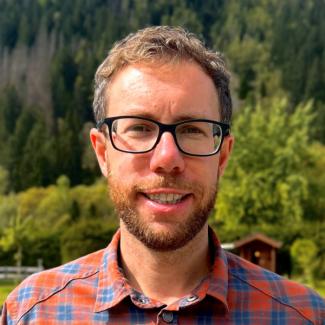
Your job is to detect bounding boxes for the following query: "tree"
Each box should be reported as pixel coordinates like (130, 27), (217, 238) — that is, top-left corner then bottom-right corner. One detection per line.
(0, 199), (33, 278)
(0, 86), (22, 168)
(70, 179), (116, 222)
(55, 113), (83, 185)
(19, 118), (56, 189)
(0, 194), (17, 230)
(0, 165), (9, 195)
(290, 238), (318, 285)
(214, 97), (314, 242)
(0, 194), (18, 265)
(302, 143), (325, 278)
(60, 218), (116, 263)
(8, 110), (36, 191)
(29, 175), (72, 233)
(161, 0), (203, 36)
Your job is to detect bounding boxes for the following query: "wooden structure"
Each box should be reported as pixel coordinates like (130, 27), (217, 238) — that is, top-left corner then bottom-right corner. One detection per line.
(233, 233), (282, 272)
(0, 266), (43, 280)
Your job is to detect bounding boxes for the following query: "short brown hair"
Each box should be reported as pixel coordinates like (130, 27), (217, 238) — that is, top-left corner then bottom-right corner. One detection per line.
(93, 26), (232, 123)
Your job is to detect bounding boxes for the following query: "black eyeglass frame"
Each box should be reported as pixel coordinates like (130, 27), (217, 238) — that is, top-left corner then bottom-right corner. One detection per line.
(96, 115), (230, 157)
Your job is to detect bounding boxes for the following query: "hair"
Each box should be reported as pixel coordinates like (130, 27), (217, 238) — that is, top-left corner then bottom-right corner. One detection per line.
(93, 26), (232, 123)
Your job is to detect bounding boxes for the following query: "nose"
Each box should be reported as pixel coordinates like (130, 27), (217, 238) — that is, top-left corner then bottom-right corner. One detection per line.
(149, 132), (185, 174)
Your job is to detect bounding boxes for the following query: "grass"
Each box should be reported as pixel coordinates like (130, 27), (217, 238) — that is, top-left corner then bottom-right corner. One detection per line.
(0, 280), (17, 306)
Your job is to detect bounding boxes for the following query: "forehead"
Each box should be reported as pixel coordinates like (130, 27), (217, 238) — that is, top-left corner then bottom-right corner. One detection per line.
(106, 61), (220, 121)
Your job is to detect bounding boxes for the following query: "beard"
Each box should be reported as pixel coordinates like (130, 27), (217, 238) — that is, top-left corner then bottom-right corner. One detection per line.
(108, 173), (218, 251)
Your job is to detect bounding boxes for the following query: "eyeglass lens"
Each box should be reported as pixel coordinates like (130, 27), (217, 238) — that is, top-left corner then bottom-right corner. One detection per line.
(111, 118), (223, 155)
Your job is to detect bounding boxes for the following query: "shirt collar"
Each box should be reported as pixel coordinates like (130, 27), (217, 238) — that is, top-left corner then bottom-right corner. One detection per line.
(94, 228), (229, 312)
(94, 230), (131, 312)
(205, 227), (229, 312)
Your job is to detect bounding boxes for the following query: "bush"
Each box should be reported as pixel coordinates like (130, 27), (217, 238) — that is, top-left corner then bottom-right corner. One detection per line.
(290, 238), (318, 285)
(60, 218), (117, 263)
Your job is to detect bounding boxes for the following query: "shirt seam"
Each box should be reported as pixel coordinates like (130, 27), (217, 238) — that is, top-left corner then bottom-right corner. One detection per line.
(230, 271), (315, 324)
(14, 269), (99, 324)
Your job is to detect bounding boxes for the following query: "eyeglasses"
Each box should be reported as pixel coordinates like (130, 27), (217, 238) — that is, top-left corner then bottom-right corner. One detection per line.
(97, 116), (230, 157)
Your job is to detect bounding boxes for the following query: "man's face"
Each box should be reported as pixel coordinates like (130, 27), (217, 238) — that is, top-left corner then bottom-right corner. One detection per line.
(91, 61), (233, 251)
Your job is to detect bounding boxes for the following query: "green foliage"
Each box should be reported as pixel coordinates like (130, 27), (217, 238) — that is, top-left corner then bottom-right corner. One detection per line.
(24, 233), (62, 268)
(302, 145), (325, 278)
(272, 1), (325, 103)
(305, 143), (325, 219)
(0, 0), (324, 192)
(0, 1), (20, 48)
(0, 280), (16, 306)
(161, 0), (203, 35)
(0, 176), (116, 267)
(19, 119), (56, 189)
(215, 97), (313, 236)
(0, 86), (22, 169)
(0, 0), (324, 281)
(0, 197), (33, 268)
(210, 0), (279, 101)
(0, 194), (17, 230)
(7, 110), (37, 191)
(60, 218), (116, 263)
(291, 238), (318, 285)
(70, 179), (116, 222)
(0, 166), (9, 195)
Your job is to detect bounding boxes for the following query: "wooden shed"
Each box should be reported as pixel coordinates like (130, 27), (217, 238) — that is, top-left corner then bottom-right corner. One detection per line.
(233, 233), (282, 273)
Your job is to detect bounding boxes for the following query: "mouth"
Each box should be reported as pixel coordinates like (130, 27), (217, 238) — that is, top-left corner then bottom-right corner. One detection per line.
(143, 193), (185, 204)
(136, 188), (194, 215)
(140, 190), (191, 205)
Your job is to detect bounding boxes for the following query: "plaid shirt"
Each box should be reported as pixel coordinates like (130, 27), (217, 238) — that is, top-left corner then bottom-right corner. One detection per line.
(1, 229), (324, 325)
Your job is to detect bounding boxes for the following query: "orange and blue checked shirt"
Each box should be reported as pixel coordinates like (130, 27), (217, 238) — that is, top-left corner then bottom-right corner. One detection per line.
(1, 229), (324, 324)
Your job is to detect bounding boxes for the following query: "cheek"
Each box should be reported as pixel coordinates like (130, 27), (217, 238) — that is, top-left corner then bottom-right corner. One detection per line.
(107, 149), (220, 186)
(189, 157), (220, 182)
(107, 152), (149, 180)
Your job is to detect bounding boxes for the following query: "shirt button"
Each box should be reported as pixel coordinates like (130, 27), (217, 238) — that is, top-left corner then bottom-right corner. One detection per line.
(186, 295), (198, 302)
(138, 296), (148, 304)
(162, 310), (174, 323)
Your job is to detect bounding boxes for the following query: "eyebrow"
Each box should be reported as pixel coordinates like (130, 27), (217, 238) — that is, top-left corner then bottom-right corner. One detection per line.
(119, 109), (207, 122)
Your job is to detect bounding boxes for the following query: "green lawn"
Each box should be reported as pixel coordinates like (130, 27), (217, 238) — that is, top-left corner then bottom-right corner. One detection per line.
(0, 280), (17, 306)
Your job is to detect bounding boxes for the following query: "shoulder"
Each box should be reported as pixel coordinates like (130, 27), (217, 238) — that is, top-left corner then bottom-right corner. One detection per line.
(225, 251), (325, 324)
(3, 248), (105, 323)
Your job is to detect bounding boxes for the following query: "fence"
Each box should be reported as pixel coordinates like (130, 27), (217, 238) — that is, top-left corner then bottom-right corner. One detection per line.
(0, 264), (43, 280)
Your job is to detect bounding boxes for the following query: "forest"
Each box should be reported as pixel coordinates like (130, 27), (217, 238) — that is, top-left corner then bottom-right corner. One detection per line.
(0, 0), (324, 288)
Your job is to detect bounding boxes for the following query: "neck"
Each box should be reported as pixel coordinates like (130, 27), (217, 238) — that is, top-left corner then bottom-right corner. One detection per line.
(119, 222), (210, 305)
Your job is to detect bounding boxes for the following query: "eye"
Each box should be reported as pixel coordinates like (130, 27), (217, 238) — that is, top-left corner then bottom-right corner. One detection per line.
(119, 120), (157, 139)
(125, 123), (155, 134)
(178, 124), (208, 137)
(112, 118), (156, 136)
(181, 126), (204, 134)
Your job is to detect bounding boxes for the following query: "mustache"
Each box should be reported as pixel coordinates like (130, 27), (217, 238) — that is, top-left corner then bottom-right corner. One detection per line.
(108, 172), (218, 198)
(133, 175), (200, 193)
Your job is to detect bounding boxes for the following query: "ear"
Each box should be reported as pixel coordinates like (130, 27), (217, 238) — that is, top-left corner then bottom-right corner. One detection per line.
(90, 128), (109, 177)
(218, 135), (234, 176)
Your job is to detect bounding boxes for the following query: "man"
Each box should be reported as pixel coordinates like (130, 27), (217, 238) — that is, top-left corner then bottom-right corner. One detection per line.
(1, 26), (324, 324)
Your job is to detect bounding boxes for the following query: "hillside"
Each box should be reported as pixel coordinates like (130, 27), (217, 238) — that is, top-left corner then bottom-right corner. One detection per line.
(0, 0), (324, 280)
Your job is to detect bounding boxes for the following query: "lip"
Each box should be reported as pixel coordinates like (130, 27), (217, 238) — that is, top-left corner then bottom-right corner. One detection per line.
(137, 189), (193, 215)
(142, 188), (190, 195)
